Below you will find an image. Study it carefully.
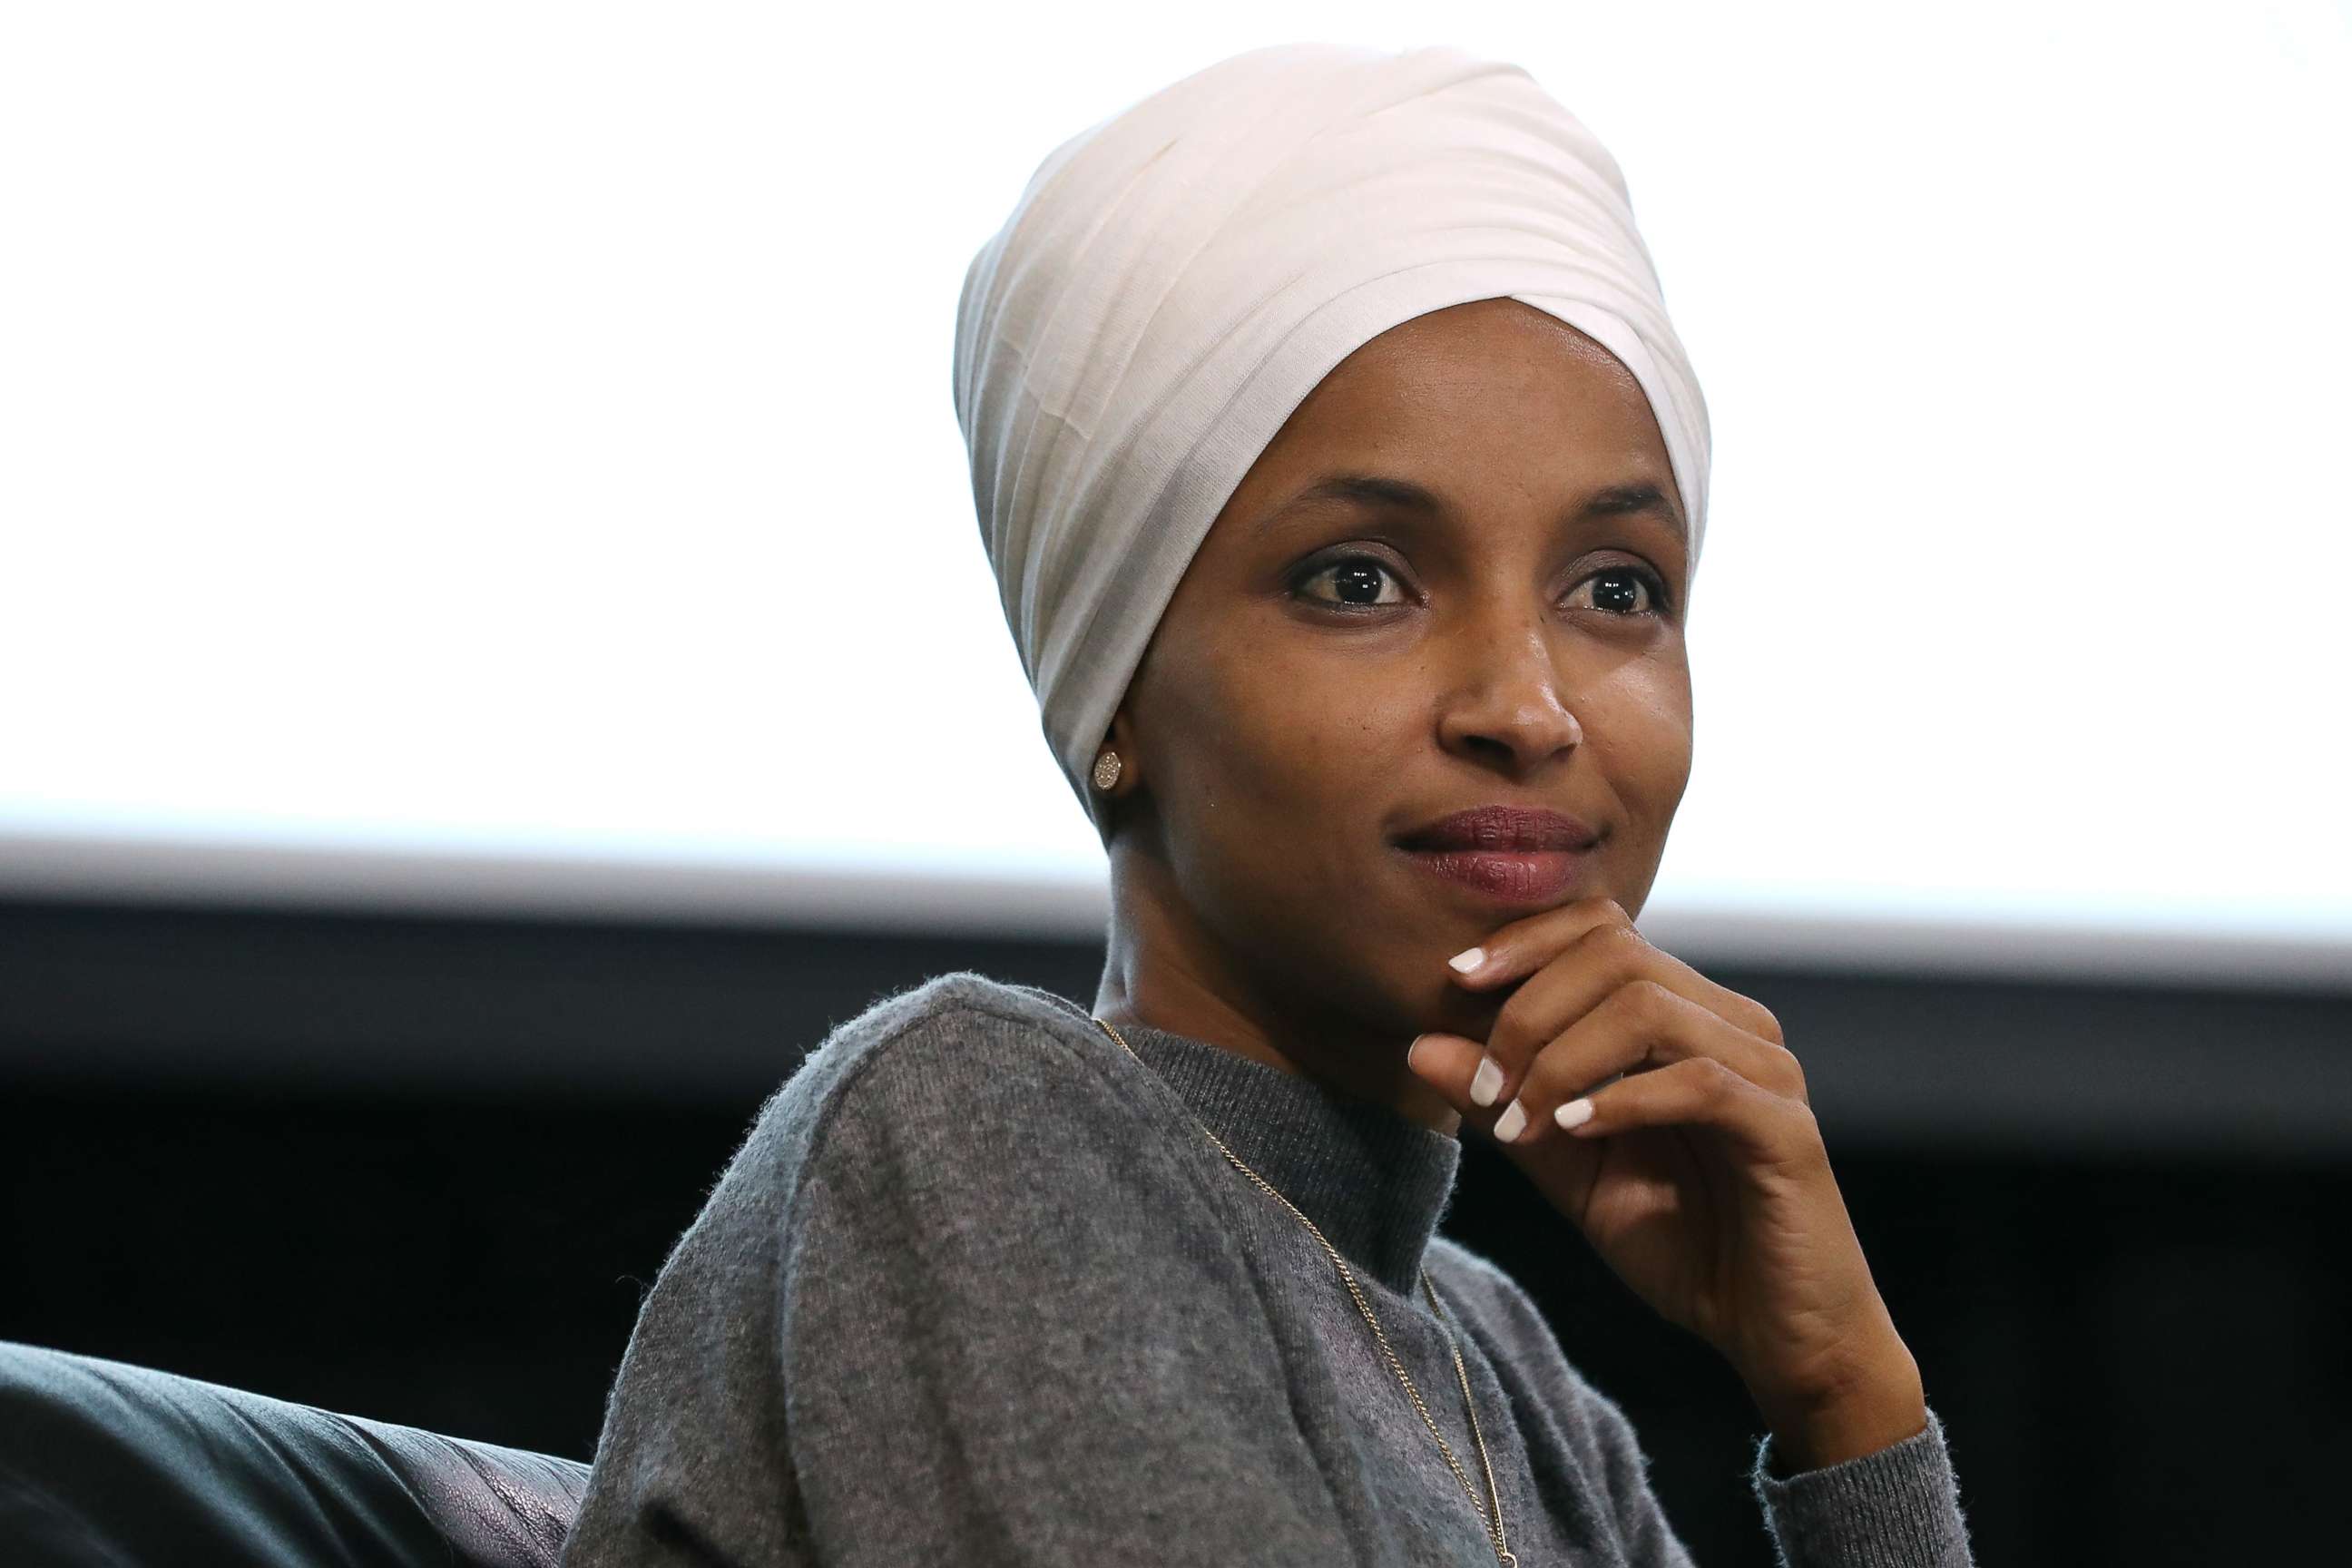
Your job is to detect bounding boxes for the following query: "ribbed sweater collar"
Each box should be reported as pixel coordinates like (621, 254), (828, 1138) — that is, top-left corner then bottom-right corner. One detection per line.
(1010, 983), (1463, 1297)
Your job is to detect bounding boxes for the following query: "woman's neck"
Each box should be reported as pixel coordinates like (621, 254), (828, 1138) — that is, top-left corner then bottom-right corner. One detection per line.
(1095, 878), (1464, 1138)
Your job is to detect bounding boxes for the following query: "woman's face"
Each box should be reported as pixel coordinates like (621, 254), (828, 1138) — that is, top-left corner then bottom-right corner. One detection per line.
(1105, 297), (1694, 1046)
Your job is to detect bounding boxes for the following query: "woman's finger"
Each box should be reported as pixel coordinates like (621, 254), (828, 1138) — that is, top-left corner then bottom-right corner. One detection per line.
(1486, 984), (1803, 1150)
(1404, 1030), (1508, 1111)
(1446, 896), (1629, 988)
(1479, 923), (1756, 1069)
(1554, 1053), (1823, 1169)
(1452, 898), (1788, 1052)
(1472, 923), (1804, 1113)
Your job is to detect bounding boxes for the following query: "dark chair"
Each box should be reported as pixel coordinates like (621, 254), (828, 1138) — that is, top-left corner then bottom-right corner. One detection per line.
(0, 1340), (590, 1566)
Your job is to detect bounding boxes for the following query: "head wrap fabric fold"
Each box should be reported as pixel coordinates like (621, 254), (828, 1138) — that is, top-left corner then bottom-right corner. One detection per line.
(953, 41), (1711, 839)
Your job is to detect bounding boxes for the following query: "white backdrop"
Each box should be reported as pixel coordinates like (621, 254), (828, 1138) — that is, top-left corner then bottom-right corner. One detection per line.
(4, 1), (2346, 985)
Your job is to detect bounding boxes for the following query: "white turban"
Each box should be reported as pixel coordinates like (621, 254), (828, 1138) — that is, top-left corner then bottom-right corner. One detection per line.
(952, 41), (1711, 839)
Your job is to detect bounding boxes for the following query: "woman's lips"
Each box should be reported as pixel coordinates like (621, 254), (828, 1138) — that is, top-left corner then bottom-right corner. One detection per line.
(1398, 845), (1595, 905)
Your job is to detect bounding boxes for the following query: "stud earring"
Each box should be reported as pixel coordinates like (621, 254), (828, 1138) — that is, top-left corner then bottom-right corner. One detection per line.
(1091, 749), (1122, 790)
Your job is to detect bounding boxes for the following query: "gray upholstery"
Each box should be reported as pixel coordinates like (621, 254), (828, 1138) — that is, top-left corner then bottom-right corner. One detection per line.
(0, 1341), (589, 1566)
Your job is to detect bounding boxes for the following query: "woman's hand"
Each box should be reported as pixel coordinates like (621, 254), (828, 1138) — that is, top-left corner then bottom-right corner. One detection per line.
(1404, 896), (1928, 1471)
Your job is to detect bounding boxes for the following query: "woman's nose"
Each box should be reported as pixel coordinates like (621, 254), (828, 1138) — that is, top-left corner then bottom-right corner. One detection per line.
(1432, 615), (1584, 771)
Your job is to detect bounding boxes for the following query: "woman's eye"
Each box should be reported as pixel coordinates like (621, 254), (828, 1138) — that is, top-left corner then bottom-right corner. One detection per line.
(1292, 558), (1669, 616)
(1294, 554), (1407, 609)
(1567, 565), (1667, 617)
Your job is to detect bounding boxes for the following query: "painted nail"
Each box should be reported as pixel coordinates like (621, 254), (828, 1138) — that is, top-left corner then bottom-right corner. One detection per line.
(1469, 1054), (1504, 1107)
(1406, 1034), (1435, 1073)
(1448, 946), (1486, 975)
(1493, 1098), (1527, 1142)
(1553, 1097), (1595, 1131)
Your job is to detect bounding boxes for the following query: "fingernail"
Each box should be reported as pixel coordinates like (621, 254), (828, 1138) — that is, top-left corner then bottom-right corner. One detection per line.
(1406, 1034), (1435, 1073)
(1553, 1097), (1594, 1131)
(1493, 1098), (1527, 1142)
(1469, 1054), (1504, 1107)
(1448, 946), (1486, 974)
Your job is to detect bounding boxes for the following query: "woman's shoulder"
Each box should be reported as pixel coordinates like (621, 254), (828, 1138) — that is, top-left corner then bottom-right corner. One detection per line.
(723, 970), (1158, 1203)
(774, 968), (1125, 1119)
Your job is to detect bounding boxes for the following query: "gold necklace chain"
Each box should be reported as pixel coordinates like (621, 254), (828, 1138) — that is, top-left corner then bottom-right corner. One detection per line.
(1091, 1015), (1516, 1567)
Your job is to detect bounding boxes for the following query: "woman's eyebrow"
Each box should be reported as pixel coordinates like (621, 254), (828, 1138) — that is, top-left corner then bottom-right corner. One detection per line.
(1583, 481), (1683, 538)
(1260, 473), (1685, 542)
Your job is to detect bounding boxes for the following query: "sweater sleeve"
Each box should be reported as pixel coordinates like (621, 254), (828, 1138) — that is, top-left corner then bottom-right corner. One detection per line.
(1567, 1358), (1975, 1568)
(777, 1010), (1348, 1564)
(1430, 1242), (1974, 1568)
(1563, 1334), (1975, 1567)
(1747, 1405), (1975, 1568)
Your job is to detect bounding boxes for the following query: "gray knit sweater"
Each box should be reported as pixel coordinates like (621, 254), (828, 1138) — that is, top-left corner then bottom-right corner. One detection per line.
(561, 970), (1974, 1566)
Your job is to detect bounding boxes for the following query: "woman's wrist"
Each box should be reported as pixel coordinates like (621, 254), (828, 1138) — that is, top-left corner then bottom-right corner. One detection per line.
(1749, 1338), (1928, 1475)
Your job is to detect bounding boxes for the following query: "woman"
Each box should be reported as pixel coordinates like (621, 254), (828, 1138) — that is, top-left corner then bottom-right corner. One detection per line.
(563, 42), (1974, 1567)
